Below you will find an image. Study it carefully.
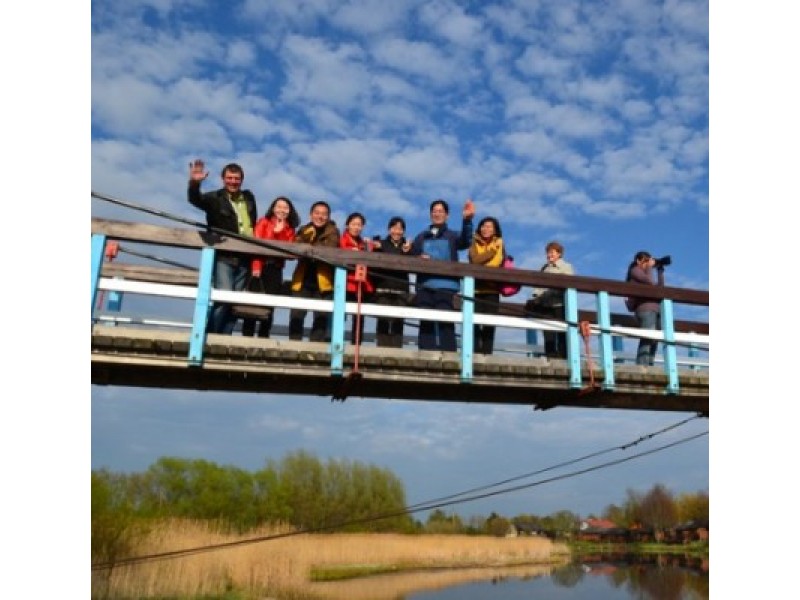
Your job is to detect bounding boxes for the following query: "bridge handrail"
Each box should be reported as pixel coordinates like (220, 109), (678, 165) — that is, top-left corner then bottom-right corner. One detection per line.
(99, 261), (708, 336)
(92, 217), (709, 307)
(92, 217), (708, 398)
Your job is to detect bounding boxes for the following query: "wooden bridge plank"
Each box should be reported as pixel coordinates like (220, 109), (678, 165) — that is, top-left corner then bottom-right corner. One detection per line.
(91, 325), (708, 415)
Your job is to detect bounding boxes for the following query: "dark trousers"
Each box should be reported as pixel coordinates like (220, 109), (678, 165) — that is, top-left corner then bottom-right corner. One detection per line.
(473, 292), (500, 355)
(542, 304), (568, 358)
(416, 288), (457, 351)
(375, 291), (407, 347)
(525, 300), (567, 359)
(242, 263), (282, 338)
(289, 286), (332, 342)
(635, 308), (661, 365)
(346, 289), (374, 345)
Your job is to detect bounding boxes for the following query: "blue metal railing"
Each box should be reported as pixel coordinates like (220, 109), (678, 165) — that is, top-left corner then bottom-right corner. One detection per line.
(91, 233), (707, 395)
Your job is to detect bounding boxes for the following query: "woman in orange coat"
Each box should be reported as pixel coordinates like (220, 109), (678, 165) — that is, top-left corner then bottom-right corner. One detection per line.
(467, 216), (504, 355)
(242, 196), (299, 338)
(339, 212), (375, 344)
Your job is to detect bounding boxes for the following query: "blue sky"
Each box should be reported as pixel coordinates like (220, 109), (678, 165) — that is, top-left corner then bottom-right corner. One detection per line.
(89, 0), (711, 522)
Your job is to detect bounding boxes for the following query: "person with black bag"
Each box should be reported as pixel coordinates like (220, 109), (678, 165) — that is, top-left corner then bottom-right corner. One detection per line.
(240, 197), (300, 338)
(525, 241), (574, 359)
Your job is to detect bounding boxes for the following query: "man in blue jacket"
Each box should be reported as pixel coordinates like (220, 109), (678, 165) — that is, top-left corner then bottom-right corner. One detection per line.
(187, 159), (257, 334)
(410, 198), (475, 351)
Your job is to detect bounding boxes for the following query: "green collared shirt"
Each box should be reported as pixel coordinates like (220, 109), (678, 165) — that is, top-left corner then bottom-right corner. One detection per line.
(228, 192), (253, 236)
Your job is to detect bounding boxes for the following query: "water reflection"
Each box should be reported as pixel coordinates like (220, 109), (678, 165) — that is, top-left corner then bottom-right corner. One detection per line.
(310, 553), (708, 599)
(571, 553), (709, 599)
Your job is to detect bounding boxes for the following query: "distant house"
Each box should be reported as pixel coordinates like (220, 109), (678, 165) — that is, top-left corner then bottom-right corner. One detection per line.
(512, 522), (550, 537)
(580, 518), (617, 531)
(674, 519), (709, 543)
(577, 518), (631, 543)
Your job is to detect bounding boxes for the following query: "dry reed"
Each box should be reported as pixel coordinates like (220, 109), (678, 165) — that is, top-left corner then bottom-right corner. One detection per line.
(92, 518), (569, 599)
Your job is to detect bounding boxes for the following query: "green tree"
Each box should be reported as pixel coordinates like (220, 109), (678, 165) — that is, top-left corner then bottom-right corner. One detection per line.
(276, 450), (326, 529)
(547, 510), (579, 539)
(91, 470), (146, 564)
(602, 503), (626, 526)
(485, 511), (511, 537)
(623, 488), (644, 527)
(426, 509), (465, 534)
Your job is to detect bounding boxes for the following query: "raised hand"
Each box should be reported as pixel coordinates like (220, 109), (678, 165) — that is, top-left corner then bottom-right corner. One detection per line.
(189, 159), (209, 183)
(463, 198), (475, 219)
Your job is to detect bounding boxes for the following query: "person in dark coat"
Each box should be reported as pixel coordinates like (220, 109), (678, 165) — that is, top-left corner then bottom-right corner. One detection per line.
(371, 217), (412, 347)
(187, 159), (257, 334)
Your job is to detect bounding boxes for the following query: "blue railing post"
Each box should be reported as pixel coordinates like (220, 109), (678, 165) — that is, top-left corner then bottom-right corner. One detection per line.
(565, 288), (581, 388)
(188, 248), (216, 366)
(330, 266), (347, 376)
(106, 278), (124, 313)
(596, 291), (615, 391)
(460, 276), (475, 382)
(91, 234), (107, 319)
(661, 298), (679, 394)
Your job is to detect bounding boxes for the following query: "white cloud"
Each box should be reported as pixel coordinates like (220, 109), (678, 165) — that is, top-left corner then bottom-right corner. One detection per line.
(281, 35), (371, 109)
(331, 0), (415, 35)
(226, 39), (258, 67)
(419, 0), (486, 47)
(371, 38), (462, 85)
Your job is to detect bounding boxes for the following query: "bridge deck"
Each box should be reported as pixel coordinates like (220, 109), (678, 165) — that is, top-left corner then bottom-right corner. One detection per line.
(91, 325), (709, 414)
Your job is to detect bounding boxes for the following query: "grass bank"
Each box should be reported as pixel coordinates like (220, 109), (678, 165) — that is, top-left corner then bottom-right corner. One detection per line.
(568, 540), (709, 557)
(91, 519), (569, 599)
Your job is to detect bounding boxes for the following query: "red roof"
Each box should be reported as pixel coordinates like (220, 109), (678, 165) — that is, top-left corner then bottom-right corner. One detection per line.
(583, 518), (617, 530)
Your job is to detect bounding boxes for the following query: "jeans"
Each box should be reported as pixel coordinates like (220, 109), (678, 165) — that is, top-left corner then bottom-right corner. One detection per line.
(210, 259), (249, 334)
(635, 308), (661, 366)
(416, 287), (457, 351)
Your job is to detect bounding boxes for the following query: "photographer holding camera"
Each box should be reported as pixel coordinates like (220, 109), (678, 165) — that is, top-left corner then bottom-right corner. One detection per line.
(625, 251), (669, 366)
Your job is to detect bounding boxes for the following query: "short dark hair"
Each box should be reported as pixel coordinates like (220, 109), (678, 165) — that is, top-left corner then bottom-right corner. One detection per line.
(221, 163), (244, 179)
(626, 250), (653, 280)
(388, 216), (406, 230)
(310, 201), (331, 215)
(429, 199), (449, 214)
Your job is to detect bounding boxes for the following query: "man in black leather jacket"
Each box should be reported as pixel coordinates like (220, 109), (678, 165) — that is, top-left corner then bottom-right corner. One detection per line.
(187, 159), (258, 334)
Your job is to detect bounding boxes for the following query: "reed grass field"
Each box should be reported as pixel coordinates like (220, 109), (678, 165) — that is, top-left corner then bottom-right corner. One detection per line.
(92, 518), (569, 599)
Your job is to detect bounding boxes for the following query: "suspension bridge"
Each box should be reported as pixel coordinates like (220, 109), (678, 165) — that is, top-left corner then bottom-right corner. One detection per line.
(91, 211), (709, 415)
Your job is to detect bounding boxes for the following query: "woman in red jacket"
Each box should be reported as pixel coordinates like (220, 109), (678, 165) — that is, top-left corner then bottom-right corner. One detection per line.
(242, 196), (300, 338)
(339, 212), (375, 344)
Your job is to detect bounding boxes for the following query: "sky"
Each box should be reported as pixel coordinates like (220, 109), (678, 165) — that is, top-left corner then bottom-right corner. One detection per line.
(89, 0), (715, 521)
(3, 0), (799, 597)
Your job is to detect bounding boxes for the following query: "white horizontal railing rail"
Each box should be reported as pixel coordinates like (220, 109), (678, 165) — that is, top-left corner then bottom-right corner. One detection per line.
(92, 233), (708, 394)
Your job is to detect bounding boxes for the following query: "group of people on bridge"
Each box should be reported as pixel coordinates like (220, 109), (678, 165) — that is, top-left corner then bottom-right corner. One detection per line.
(187, 159), (666, 365)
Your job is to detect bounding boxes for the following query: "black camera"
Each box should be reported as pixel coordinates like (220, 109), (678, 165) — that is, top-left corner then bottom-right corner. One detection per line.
(653, 255), (672, 268)
(372, 235), (382, 241)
